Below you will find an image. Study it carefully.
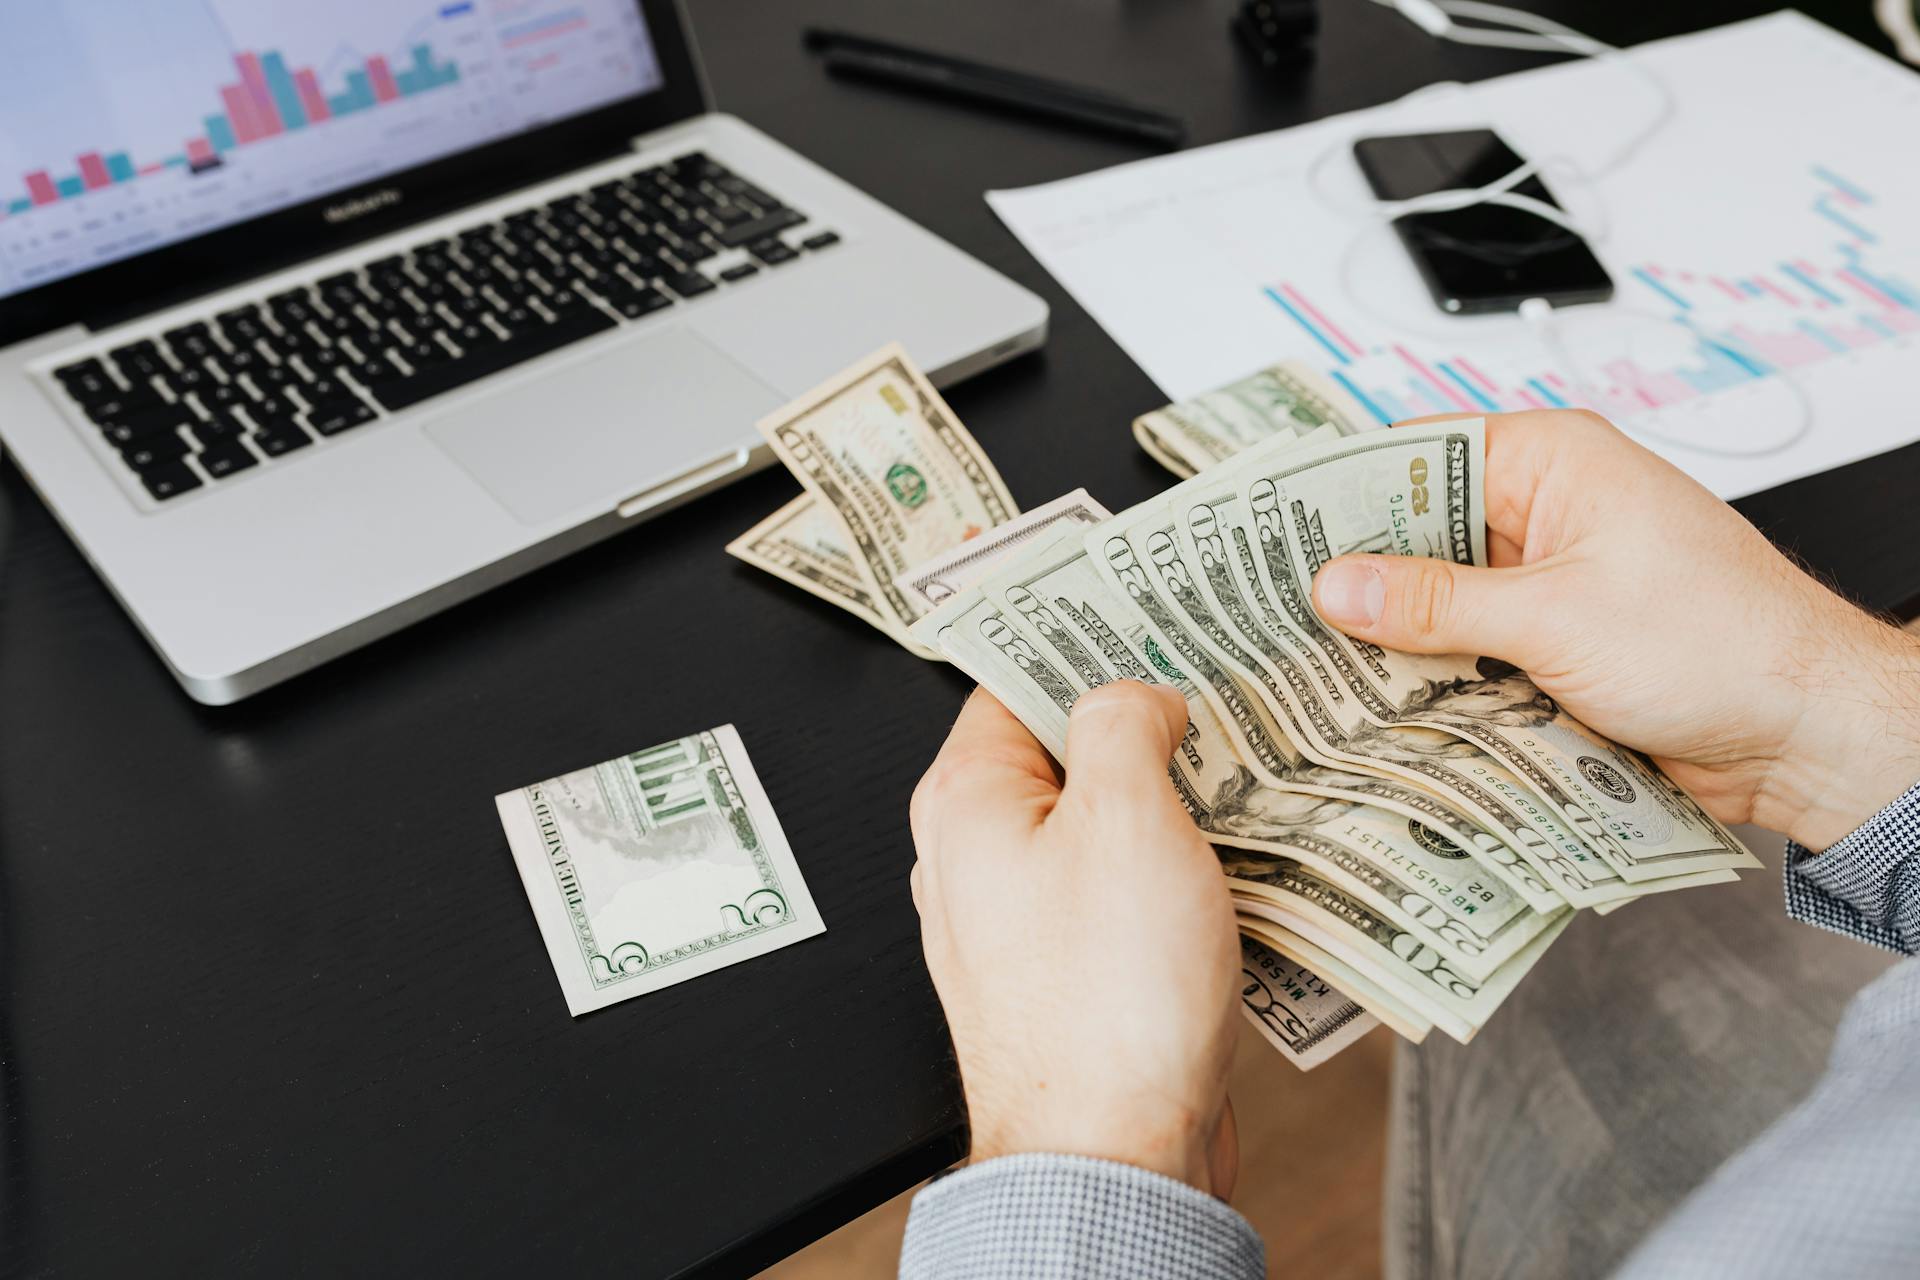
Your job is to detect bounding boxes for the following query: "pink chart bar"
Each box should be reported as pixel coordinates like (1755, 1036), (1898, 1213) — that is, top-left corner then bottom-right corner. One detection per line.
(367, 56), (401, 103)
(234, 52), (285, 136)
(76, 153), (111, 190)
(294, 69), (332, 123)
(222, 84), (262, 144)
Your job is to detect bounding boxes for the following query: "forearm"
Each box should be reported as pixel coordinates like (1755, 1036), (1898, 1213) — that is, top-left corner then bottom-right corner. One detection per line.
(1760, 608), (1920, 853)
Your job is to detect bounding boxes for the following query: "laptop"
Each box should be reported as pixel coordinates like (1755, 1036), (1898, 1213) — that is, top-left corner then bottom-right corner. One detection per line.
(0, 0), (1047, 704)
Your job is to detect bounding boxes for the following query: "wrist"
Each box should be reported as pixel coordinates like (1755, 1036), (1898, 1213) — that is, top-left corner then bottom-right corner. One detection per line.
(966, 1091), (1216, 1195)
(1760, 610), (1920, 851)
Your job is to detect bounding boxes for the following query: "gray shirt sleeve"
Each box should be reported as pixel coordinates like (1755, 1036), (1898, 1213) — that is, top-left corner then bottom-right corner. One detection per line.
(1614, 958), (1920, 1278)
(1783, 782), (1920, 955)
(898, 1153), (1264, 1280)
(1617, 783), (1920, 1277)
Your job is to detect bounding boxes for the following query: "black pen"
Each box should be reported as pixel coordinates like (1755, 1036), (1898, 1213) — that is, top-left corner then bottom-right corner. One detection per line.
(803, 28), (1186, 148)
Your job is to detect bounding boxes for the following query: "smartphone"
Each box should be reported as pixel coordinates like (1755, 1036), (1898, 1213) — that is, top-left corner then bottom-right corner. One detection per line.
(1352, 128), (1613, 315)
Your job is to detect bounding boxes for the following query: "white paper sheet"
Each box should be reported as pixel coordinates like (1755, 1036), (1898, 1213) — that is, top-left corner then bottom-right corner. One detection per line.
(989, 12), (1920, 499)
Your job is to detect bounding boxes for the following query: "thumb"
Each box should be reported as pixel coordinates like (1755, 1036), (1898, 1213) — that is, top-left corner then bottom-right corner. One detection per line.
(1312, 554), (1547, 664)
(1061, 680), (1189, 803)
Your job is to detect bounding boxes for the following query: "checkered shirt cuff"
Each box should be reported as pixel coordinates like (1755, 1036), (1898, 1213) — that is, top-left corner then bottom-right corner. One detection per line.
(899, 1153), (1264, 1280)
(1784, 781), (1920, 956)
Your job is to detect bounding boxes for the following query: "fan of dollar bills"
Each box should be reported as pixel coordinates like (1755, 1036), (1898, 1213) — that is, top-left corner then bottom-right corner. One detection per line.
(728, 346), (1758, 1069)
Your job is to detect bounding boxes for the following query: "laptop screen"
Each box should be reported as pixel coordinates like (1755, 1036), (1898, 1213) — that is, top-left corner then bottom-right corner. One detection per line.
(0, 1), (666, 302)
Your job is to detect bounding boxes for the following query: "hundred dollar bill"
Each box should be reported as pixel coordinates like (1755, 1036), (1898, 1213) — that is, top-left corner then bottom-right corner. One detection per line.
(1238, 935), (1379, 1070)
(901, 489), (1111, 606)
(756, 343), (1018, 632)
(1133, 359), (1372, 478)
(495, 725), (824, 1016)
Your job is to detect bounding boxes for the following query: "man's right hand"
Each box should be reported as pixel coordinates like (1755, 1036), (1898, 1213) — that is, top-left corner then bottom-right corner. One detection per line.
(1309, 409), (1920, 852)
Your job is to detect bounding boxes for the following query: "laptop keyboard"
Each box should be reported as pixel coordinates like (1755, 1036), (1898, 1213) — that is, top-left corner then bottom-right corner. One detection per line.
(47, 152), (841, 503)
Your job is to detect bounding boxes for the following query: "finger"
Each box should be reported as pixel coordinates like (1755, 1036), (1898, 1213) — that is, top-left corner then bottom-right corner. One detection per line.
(1391, 410), (1579, 557)
(1312, 553), (1554, 666)
(1059, 680), (1188, 805)
(910, 688), (1060, 853)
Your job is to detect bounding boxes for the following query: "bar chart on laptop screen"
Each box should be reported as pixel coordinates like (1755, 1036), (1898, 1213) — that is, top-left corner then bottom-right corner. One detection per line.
(0, 0), (663, 300)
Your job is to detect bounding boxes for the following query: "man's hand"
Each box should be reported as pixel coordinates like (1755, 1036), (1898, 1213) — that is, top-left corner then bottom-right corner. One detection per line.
(909, 682), (1241, 1196)
(1311, 409), (1920, 851)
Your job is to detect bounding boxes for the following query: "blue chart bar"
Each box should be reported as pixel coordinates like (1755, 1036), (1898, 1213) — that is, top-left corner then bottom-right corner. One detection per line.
(1631, 267), (1691, 310)
(1814, 198), (1877, 244)
(1779, 262), (1844, 305)
(396, 44), (451, 94)
(1438, 362), (1498, 412)
(1528, 378), (1569, 407)
(56, 176), (85, 197)
(1330, 369), (1393, 424)
(7, 197), (30, 214)
(204, 114), (237, 152)
(261, 53), (309, 130)
(1811, 165), (1871, 203)
(1264, 286), (1353, 364)
(332, 70), (376, 117)
(106, 153), (135, 182)
(1796, 320), (1846, 354)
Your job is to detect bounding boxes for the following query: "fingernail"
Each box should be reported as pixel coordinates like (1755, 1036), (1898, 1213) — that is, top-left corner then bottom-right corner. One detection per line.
(1316, 560), (1385, 629)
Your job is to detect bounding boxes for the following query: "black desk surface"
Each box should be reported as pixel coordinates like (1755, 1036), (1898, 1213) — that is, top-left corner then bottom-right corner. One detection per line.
(3, 2), (1912, 1275)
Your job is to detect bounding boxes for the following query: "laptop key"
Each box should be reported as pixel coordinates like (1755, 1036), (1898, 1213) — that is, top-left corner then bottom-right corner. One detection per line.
(663, 272), (717, 299)
(218, 306), (272, 346)
(111, 341), (171, 382)
(603, 286), (675, 320)
(165, 323), (222, 363)
(196, 439), (259, 479)
(304, 399), (377, 437)
(250, 415), (314, 457)
(123, 433), (191, 470)
(140, 461), (202, 502)
(55, 357), (113, 389)
(82, 389), (164, 424)
(719, 263), (760, 282)
(750, 240), (798, 266)
(193, 413), (250, 444)
(802, 230), (842, 251)
(98, 406), (194, 445)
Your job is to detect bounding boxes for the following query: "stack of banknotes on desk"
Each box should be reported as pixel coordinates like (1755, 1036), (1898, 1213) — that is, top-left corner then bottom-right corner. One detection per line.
(730, 347), (1759, 1068)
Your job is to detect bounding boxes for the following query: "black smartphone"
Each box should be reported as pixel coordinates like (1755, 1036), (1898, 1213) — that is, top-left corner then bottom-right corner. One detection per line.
(1352, 128), (1613, 315)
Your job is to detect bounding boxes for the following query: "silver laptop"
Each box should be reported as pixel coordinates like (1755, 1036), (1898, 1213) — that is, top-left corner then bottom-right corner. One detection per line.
(0, 0), (1046, 704)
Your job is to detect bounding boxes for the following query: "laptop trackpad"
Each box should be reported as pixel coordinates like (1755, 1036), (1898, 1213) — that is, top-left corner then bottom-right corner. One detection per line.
(426, 327), (784, 526)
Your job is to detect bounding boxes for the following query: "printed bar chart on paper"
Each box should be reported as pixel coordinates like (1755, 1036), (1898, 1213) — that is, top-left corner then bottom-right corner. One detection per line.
(1265, 167), (1920, 429)
(989, 13), (1920, 499)
(0, 0), (662, 300)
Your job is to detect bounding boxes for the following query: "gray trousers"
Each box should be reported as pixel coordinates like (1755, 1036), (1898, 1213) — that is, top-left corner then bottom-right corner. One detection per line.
(1383, 827), (1899, 1280)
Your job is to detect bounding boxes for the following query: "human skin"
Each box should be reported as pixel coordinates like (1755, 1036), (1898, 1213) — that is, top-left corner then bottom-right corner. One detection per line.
(909, 409), (1920, 1192)
(1312, 410), (1920, 853)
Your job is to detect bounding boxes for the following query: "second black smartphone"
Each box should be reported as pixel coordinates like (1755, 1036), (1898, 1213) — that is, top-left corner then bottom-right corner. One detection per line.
(1352, 128), (1614, 315)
